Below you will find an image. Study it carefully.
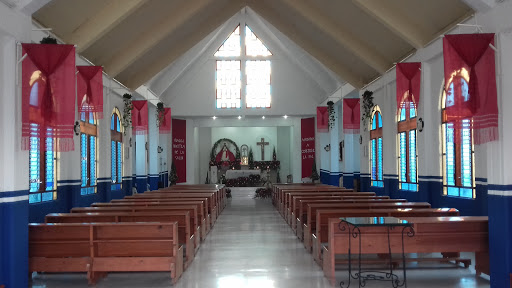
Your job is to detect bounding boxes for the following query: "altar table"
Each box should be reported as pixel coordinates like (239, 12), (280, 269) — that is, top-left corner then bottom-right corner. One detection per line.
(225, 170), (261, 179)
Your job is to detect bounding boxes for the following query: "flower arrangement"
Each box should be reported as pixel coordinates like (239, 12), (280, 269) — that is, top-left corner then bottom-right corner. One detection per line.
(122, 93), (133, 134)
(361, 90), (374, 130)
(40, 36), (58, 44)
(327, 100), (336, 130)
(156, 102), (165, 127)
(254, 187), (272, 198)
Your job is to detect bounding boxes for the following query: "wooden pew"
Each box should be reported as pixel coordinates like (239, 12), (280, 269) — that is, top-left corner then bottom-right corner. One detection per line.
(291, 196), (399, 230)
(311, 208), (460, 264)
(275, 186), (346, 213)
(128, 192), (218, 225)
(71, 205), (201, 248)
(322, 216), (489, 283)
(112, 196), (213, 227)
(156, 188), (225, 214)
(45, 211), (195, 267)
(29, 222), (184, 285)
(91, 201), (210, 239)
(301, 202), (432, 248)
(284, 192), (377, 223)
(282, 191), (371, 218)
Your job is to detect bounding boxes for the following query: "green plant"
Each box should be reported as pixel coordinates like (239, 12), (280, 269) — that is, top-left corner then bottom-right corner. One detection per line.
(156, 102), (165, 127)
(310, 158), (319, 182)
(272, 146), (277, 161)
(40, 36), (57, 44)
(122, 93), (133, 135)
(248, 148), (254, 169)
(361, 90), (374, 130)
(327, 100), (335, 130)
(169, 161), (179, 185)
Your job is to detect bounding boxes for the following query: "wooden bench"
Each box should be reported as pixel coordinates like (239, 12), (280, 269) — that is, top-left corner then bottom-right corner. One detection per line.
(278, 188), (353, 214)
(300, 202), (432, 247)
(292, 197), (402, 230)
(45, 211), (195, 267)
(29, 222), (183, 285)
(71, 205), (201, 248)
(91, 201), (210, 239)
(310, 208), (461, 264)
(284, 192), (377, 223)
(127, 192), (218, 225)
(322, 216), (489, 283)
(155, 189), (225, 214)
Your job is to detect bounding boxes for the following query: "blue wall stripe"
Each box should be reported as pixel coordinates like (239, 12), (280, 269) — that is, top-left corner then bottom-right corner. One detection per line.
(0, 190), (28, 198)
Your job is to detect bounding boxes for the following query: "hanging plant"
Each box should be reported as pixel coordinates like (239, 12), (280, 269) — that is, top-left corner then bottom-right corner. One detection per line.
(361, 90), (374, 130)
(40, 36), (58, 44)
(156, 102), (165, 127)
(327, 100), (335, 130)
(122, 93), (133, 135)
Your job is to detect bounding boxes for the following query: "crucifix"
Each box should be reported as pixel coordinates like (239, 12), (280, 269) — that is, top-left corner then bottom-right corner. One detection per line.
(256, 138), (269, 160)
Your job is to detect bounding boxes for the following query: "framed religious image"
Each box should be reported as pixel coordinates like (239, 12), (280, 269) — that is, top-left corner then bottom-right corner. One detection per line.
(339, 140), (344, 161)
(240, 144), (249, 165)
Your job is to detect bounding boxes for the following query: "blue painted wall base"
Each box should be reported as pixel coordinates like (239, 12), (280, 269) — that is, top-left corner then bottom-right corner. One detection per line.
(488, 193), (512, 288)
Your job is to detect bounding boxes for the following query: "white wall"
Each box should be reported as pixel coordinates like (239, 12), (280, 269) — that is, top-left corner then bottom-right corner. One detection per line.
(211, 127), (278, 161)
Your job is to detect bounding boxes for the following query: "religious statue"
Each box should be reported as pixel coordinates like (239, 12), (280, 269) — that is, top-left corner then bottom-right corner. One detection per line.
(215, 143), (235, 166)
(240, 144), (249, 165)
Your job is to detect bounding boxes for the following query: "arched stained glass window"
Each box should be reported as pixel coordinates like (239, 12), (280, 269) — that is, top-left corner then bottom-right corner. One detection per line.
(111, 108), (123, 190)
(29, 74), (57, 204)
(215, 24), (272, 109)
(80, 109), (97, 195)
(398, 102), (418, 191)
(442, 69), (475, 198)
(370, 106), (383, 187)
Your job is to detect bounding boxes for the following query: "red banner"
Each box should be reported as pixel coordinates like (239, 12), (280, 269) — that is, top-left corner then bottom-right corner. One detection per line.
(343, 98), (360, 134)
(132, 100), (148, 135)
(443, 33), (498, 144)
(301, 117), (315, 178)
(77, 66), (103, 119)
(396, 62), (421, 115)
(317, 106), (328, 133)
(172, 119), (186, 183)
(21, 43), (76, 151)
(159, 108), (171, 134)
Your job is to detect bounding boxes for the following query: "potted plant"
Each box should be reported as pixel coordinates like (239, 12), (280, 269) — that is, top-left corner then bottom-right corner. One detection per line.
(122, 93), (133, 135)
(248, 148), (254, 169)
(327, 100), (335, 130)
(156, 102), (165, 127)
(169, 161), (179, 186)
(310, 157), (320, 183)
(361, 90), (374, 130)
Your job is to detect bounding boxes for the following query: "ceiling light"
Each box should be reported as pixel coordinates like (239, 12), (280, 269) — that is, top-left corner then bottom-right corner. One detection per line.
(262, 116), (265, 119)
(283, 115), (288, 119)
(212, 116), (217, 120)
(238, 116), (242, 120)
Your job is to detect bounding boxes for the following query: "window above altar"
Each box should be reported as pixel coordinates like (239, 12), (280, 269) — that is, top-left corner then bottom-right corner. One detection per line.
(215, 24), (272, 109)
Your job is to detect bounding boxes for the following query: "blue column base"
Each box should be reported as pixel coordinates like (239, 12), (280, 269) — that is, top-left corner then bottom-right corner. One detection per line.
(343, 175), (354, 189)
(1, 192), (29, 288)
(488, 193), (512, 288)
(148, 175), (159, 191)
(135, 177), (148, 194)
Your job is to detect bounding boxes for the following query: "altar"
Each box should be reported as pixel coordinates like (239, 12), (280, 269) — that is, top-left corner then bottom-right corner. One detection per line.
(225, 169), (261, 179)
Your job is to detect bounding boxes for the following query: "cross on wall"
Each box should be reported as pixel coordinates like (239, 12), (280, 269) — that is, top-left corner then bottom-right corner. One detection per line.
(256, 138), (269, 160)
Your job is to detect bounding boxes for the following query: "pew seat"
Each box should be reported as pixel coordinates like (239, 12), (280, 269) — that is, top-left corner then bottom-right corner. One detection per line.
(29, 222), (183, 285)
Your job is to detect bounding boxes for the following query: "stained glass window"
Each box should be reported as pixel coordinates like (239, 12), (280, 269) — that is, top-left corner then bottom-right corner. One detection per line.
(215, 24), (272, 109)
(29, 124), (57, 203)
(246, 60), (271, 108)
(397, 102), (418, 191)
(111, 108), (123, 190)
(216, 60), (241, 108)
(370, 107), (383, 187)
(80, 109), (97, 195)
(442, 74), (475, 198)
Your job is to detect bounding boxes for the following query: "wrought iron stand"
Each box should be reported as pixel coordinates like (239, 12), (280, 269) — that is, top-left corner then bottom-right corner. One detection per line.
(338, 219), (415, 288)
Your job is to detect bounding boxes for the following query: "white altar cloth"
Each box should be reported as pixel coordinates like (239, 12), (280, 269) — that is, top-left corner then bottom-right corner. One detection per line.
(225, 169), (261, 179)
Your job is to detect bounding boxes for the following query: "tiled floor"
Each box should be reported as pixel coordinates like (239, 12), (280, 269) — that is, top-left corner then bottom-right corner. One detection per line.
(31, 188), (490, 288)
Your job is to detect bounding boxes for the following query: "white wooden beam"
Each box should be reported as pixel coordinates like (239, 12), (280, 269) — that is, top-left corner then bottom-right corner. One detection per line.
(248, 0), (364, 89)
(280, 0), (390, 74)
(68, 0), (148, 53)
(104, 0), (216, 78)
(123, 0), (244, 89)
(351, 0), (431, 49)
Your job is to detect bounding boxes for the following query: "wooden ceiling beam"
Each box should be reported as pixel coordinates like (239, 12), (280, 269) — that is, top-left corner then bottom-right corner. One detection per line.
(351, 0), (431, 49)
(122, 0), (244, 90)
(68, 0), (149, 53)
(247, 0), (364, 89)
(104, 0), (217, 78)
(280, 0), (390, 74)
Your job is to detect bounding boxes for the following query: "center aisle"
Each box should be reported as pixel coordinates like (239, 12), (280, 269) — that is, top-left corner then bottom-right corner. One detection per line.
(173, 187), (332, 288)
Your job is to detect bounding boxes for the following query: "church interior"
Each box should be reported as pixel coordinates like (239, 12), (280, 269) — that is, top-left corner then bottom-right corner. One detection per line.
(0, 0), (511, 287)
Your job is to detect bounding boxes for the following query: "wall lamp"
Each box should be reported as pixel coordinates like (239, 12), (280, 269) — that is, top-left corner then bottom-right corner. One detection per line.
(324, 144), (331, 152)
(417, 118), (424, 132)
(157, 146), (163, 153)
